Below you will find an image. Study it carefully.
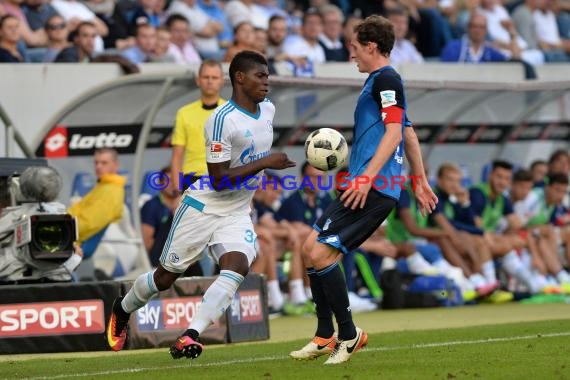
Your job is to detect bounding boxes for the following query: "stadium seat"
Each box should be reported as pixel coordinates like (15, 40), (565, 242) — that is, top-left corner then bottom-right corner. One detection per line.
(481, 163), (493, 183)
(70, 172), (96, 198)
(459, 164), (473, 188)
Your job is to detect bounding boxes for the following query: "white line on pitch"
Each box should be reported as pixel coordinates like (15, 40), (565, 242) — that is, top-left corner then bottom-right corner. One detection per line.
(12, 331), (570, 380)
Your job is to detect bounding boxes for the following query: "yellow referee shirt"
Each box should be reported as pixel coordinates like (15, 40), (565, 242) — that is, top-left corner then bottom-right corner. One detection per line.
(171, 98), (226, 176)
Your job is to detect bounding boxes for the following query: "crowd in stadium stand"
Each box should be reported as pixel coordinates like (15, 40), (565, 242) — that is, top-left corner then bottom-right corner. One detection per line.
(0, 0), (569, 66)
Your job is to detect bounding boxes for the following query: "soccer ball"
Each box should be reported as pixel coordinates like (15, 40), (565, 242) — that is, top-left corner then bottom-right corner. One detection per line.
(304, 128), (348, 171)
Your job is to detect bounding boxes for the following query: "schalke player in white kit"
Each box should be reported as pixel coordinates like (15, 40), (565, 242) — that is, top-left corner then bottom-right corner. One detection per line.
(106, 51), (296, 359)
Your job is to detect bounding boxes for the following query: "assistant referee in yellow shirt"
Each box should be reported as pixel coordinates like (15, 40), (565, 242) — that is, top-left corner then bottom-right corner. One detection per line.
(171, 60), (226, 191)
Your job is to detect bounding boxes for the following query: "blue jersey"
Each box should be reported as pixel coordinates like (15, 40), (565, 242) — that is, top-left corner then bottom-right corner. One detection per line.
(348, 66), (407, 200)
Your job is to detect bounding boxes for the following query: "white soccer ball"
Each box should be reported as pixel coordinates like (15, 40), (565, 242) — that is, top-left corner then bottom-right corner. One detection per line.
(304, 128), (348, 171)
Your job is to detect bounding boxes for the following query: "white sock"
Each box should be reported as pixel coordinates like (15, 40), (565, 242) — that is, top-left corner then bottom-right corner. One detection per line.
(121, 270), (159, 313)
(189, 270), (244, 335)
(289, 279), (308, 304)
(304, 286), (313, 300)
(434, 260), (470, 290)
(502, 251), (540, 293)
(532, 270), (549, 290)
(406, 252), (437, 275)
(481, 260), (498, 284)
(469, 273), (486, 288)
(267, 279), (284, 310)
(556, 270), (570, 284)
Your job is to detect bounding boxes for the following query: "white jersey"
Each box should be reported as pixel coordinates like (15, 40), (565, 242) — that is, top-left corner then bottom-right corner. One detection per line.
(184, 99), (275, 216)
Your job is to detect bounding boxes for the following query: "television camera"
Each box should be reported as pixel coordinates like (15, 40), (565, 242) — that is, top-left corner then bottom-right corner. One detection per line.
(0, 159), (79, 283)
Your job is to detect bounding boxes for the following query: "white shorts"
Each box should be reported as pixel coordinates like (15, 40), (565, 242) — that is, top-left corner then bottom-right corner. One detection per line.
(159, 195), (258, 273)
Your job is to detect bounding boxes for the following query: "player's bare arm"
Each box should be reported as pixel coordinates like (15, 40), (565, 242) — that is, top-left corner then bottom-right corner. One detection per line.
(208, 153), (295, 190)
(404, 127), (438, 215)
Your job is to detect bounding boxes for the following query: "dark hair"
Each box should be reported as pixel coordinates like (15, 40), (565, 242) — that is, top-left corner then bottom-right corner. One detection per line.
(386, 7), (408, 18)
(492, 160), (513, 171)
(228, 50), (268, 87)
(135, 23), (155, 36)
(530, 160), (547, 170)
(353, 15), (394, 57)
(302, 7), (322, 25)
(301, 161), (310, 175)
(437, 162), (460, 179)
(269, 14), (287, 26)
(513, 169), (533, 183)
(548, 149), (570, 165)
(0, 15), (18, 29)
(546, 172), (569, 186)
(46, 14), (65, 27)
(165, 14), (189, 29)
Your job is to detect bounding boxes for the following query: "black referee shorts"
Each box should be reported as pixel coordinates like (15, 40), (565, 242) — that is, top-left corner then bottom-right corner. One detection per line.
(313, 190), (397, 254)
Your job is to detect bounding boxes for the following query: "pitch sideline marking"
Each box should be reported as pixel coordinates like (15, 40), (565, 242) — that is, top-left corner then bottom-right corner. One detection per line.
(11, 331), (570, 380)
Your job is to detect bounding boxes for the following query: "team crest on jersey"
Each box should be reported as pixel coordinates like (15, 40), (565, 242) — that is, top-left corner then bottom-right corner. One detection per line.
(380, 90), (397, 108)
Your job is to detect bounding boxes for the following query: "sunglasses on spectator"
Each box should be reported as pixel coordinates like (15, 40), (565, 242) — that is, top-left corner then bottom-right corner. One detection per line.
(46, 23), (66, 30)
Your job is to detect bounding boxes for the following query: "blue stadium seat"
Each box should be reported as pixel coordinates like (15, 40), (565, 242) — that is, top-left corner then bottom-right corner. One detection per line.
(141, 171), (160, 198)
(481, 163), (493, 183)
(70, 172), (96, 197)
(118, 169), (133, 212)
(459, 164), (473, 188)
(81, 226), (108, 259)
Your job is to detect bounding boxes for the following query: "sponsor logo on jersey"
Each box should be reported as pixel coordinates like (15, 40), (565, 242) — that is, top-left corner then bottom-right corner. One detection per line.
(0, 300), (104, 337)
(239, 141), (270, 164)
(380, 90), (397, 108)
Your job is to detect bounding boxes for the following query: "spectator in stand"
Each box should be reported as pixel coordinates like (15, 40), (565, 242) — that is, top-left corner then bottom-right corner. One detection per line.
(22, 0), (57, 31)
(388, 7), (424, 64)
(442, 12), (538, 79)
(1, 0), (47, 46)
(253, 26), (268, 54)
(54, 20), (96, 62)
(168, 0), (223, 60)
(83, 0), (134, 50)
(478, 0), (544, 66)
(512, 0), (540, 51)
(51, 0), (109, 54)
(165, 14), (201, 65)
(150, 26), (176, 62)
(318, 4), (349, 61)
(342, 14), (361, 60)
(441, 12), (508, 62)
(42, 15), (70, 62)
(198, 0), (233, 49)
(121, 23), (157, 63)
(283, 8), (325, 75)
(266, 14), (305, 66)
(533, 0), (569, 61)
(0, 14), (26, 62)
(223, 21), (256, 62)
(224, 0), (270, 29)
(548, 149), (570, 176)
(126, 0), (160, 34)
